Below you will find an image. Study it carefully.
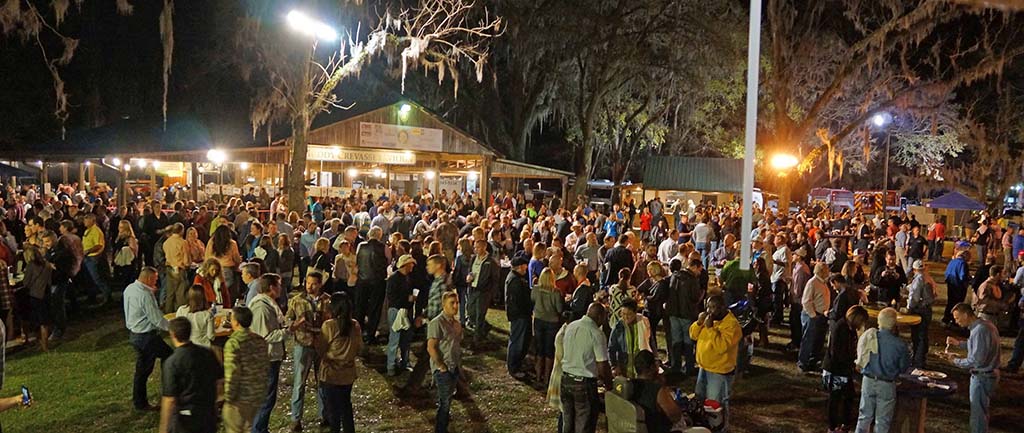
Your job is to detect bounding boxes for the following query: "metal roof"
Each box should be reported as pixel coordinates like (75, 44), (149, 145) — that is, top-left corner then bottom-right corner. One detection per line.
(642, 156), (743, 193)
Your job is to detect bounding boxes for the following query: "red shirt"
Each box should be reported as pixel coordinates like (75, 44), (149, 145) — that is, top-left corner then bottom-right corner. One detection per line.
(640, 213), (652, 231)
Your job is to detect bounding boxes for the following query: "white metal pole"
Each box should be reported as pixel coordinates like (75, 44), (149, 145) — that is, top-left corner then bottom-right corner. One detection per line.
(740, 0), (762, 271)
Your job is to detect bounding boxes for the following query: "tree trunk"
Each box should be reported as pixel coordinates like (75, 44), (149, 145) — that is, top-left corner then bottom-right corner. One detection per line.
(287, 109), (310, 213)
(573, 135), (594, 201)
(610, 160), (627, 206)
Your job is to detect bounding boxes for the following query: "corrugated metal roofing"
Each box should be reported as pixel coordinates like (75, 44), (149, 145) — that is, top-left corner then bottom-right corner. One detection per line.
(642, 156), (743, 193)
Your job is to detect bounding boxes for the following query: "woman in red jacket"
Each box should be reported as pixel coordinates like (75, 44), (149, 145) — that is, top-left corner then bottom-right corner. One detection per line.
(193, 258), (232, 308)
(639, 207), (653, 242)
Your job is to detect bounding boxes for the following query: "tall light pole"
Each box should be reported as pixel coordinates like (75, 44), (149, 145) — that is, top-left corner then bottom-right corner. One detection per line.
(740, 0), (763, 270)
(872, 112), (892, 206)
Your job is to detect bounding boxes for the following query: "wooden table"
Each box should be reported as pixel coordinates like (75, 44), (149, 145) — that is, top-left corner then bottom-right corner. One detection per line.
(865, 307), (922, 326)
(164, 312), (233, 338)
(894, 372), (958, 433)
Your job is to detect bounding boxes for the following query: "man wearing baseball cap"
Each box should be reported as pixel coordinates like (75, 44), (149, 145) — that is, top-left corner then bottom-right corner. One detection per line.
(906, 260), (936, 367)
(386, 254), (417, 376)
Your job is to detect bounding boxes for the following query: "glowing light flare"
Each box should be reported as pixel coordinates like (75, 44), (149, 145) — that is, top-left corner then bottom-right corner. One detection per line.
(240, 162), (250, 170)
(287, 10), (338, 42)
(207, 149), (227, 165)
(467, 172), (479, 181)
(770, 154), (798, 171)
(423, 170), (436, 180)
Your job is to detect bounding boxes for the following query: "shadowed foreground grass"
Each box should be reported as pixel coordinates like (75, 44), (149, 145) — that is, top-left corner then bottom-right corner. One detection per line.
(3, 280), (1023, 432)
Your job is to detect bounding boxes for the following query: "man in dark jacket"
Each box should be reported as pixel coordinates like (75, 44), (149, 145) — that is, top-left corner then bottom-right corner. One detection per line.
(355, 227), (388, 343)
(467, 239), (500, 345)
(665, 258), (702, 375)
(869, 250), (907, 306)
(504, 256), (532, 378)
(603, 234), (635, 289)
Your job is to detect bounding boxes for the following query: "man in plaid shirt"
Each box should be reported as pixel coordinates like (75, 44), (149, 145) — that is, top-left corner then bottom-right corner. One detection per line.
(404, 254), (451, 391)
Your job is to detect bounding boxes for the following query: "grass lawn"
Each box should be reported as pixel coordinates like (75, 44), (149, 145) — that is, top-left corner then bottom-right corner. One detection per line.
(3, 270), (1023, 432)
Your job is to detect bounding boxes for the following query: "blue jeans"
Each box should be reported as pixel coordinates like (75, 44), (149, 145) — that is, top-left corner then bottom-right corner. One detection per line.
(798, 313), (826, 370)
(970, 373), (996, 433)
(854, 376), (897, 433)
(507, 317), (531, 373)
(695, 242), (710, 268)
(319, 383), (353, 433)
(290, 345), (324, 422)
(252, 360), (282, 433)
(695, 369), (734, 431)
(909, 310), (932, 368)
(128, 331), (172, 409)
(434, 368), (459, 433)
(668, 317), (695, 373)
(560, 375), (599, 433)
(386, 308), (411, 373)
(83, 255), (110, 302)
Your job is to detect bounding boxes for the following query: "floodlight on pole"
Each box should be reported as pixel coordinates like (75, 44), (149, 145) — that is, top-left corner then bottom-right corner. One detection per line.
(207, 149), (227, 166)
(770, 153), (799, 172)
(287, 10), (338, 42)
(871, 113), (889, 128)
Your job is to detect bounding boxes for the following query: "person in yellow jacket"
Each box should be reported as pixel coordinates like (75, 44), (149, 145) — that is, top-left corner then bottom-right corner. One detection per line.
(690, 294), (742, 431)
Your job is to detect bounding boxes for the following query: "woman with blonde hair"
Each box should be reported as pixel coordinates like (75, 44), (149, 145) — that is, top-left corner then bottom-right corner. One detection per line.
(185, 226), (206, 265)
(112, 219), (141, 288)
(531, 268), (564, 384)
(193, 258), (232, 308)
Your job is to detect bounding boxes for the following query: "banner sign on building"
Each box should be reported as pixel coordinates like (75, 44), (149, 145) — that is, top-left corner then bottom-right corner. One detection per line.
(359, 122), (443, 152)
(307, 145), (417, 165)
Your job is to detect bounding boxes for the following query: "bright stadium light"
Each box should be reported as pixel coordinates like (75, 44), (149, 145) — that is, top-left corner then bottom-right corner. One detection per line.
(207, 149), (227, 166)
(287, 10), (338, 42)
(770, 153), (798, 171)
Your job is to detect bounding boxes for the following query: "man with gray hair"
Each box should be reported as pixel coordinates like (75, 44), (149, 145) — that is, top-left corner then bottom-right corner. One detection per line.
(854, 307), (910, 433)
(241, 262), (264, 306)
(799, 262), (831, 372)
(945, 303), (1000, 433)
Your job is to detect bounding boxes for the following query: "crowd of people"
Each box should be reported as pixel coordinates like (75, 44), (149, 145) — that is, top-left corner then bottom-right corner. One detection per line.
(0, 181), (1019, 433)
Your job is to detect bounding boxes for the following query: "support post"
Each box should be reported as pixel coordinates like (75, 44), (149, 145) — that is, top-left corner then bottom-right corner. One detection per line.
(191, 162), (200, 201)
(740, 0), (763, 271)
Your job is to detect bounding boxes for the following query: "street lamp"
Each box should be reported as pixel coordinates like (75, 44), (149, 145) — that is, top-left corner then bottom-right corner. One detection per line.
(286, 10), (338, 42)
(870, 111), (893, 200)
(770, 153), (798, 213)
(769, 153), (798, 172)
(207, 149), (227, 198)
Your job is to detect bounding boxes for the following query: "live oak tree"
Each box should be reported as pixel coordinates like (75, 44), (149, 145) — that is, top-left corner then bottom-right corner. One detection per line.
(760, 0), (1024, 187)
(237, 0), (500, 213)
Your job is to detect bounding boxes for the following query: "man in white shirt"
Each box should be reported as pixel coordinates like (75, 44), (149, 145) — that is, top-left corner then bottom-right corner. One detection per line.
(692, 217), (713, 268)
(560, 303), (612, 433)
(658, 229), (680, 264)
(799, 263), (831, 372)
(770, 234), (791, 326)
